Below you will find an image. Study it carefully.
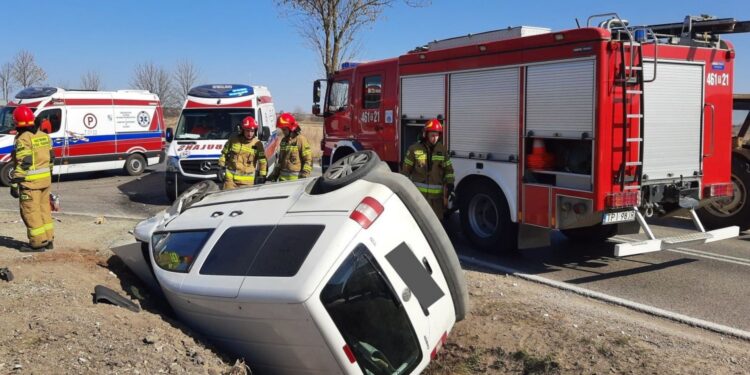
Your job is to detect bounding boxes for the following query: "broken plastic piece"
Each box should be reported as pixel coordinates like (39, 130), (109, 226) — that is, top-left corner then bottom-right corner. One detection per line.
(93, 285), (140, 313)
(0, 267), (13, 282)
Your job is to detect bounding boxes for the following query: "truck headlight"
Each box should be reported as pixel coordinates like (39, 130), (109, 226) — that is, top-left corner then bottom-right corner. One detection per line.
(166, 156), (180, 172)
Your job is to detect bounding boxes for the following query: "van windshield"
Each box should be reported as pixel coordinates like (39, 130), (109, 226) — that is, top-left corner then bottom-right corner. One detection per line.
(0, 107), (37, 134)
(321, 245), (421, 375)
(174, 108), (255, 140)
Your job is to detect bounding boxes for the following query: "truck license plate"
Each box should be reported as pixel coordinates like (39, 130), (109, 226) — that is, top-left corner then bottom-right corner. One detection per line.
(602, 210), (636, 225)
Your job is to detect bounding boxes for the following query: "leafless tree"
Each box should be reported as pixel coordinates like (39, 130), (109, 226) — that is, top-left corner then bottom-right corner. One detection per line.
(276, 0), (430, 76)
(80, 70), (103, 90)
(0, 63), (14, 101)
(12, 50), (47, 88)
(174, 59), (200, 104)
(131, 62), (175, 107)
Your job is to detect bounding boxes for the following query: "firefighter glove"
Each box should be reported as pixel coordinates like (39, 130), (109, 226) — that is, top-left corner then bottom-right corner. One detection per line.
(256, 176), (266, 185)
(217, 167), (226, 183)
(9, 184), (19, 199)
(446, 183), (455, 195)
(10, 176), (24, 184)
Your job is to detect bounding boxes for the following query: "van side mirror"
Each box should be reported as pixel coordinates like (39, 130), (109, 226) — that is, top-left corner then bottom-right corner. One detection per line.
(260, 126), (270, 142)
(313, 80), (321, 104)
(166, 128), (174, 143)
(312, 104), (321, 116)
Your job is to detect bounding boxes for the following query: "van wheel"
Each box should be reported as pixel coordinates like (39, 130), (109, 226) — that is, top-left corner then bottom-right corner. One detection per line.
(698, 157), (750, 231)
(459, 182), (517, 253)
(125, 154), (146, 176)
(318, 150), (380, 192)
(1, 163), (14, 187)
(561, 224), (618, 243)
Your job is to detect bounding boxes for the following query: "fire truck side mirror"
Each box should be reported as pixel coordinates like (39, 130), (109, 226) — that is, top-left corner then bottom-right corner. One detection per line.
(313, 80), (321, 103)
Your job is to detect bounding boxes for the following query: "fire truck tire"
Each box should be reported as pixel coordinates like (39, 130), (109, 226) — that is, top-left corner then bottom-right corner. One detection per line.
(459, 183), (517, 253)
(561, 224), (618, 243)
(319, 150), (380, 192)
(1, 162), (14, 187)
(698, 157), (750, 231)
(125, 154), (146, 176)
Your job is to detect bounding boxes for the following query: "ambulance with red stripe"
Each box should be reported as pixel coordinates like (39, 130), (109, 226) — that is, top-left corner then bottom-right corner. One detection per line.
(0, 87), (165, 186)
(164, 84), (278, 201)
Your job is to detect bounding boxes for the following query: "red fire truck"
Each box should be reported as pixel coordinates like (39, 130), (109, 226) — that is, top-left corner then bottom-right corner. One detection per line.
(313, 14), (746, 256)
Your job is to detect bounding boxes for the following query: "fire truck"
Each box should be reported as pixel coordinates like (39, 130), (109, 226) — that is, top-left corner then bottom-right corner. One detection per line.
(313, 14), (748, 256)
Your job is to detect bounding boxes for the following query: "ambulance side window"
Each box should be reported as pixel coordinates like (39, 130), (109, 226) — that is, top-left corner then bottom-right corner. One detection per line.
(35, 109), (62, 133)
(327, 81), (349, 112)
(362, 75), (382, 109)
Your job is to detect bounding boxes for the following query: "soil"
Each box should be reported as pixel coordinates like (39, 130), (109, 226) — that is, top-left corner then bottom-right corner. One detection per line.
(0, 210), (748, 374)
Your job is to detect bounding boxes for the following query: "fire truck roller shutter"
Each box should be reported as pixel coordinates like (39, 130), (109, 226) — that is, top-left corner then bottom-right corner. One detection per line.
(401, 75), (445, 120)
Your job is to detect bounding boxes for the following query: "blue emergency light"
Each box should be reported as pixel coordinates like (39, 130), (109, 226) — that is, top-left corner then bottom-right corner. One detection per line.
(188, 84), (254, 98)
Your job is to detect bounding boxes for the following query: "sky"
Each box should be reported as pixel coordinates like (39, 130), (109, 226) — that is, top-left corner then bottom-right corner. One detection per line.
(2, 0), (749, 112)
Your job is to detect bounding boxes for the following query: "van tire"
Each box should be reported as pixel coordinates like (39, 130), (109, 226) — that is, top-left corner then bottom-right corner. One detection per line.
(166, 184), (177, 203)
(125, 154), (146, 176)
(1, 163), (14, 187)
(698, 157), (750, 231)
(318, 150), (380, 192)
(561, 224), (618, 243)
(459, 182), (517, 253)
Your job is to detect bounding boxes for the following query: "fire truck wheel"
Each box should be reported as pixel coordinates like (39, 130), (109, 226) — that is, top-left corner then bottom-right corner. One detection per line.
(319, 150), (380, 192)
(561, 224), (617, 243)
(125, 154), (146, 176)
(459, 183), (517, 253)
(698, 157), (750, 231)
(0, 162), (14, 187)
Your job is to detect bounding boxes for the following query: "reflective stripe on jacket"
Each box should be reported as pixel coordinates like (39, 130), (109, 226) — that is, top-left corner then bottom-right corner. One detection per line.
(218, 135), (267, 182)
(271, 134), (312, 181)
(402, 141), (454, 198)
(13, 129), (52, 190)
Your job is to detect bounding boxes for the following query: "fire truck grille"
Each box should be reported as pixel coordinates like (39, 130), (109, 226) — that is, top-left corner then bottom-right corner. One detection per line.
(180, 159), (220, 175)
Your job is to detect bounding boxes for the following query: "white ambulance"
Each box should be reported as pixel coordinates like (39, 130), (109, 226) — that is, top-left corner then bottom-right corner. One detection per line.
(165, 84), (278, 201)
(0, 87), (165, 186)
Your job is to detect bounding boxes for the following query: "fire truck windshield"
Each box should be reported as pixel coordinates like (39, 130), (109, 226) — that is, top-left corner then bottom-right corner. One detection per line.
(174, 109), (254, 140)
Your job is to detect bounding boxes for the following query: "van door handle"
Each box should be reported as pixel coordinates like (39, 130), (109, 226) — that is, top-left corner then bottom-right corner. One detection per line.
(703, 103), (715, 158)
(422, 257), (433, 274)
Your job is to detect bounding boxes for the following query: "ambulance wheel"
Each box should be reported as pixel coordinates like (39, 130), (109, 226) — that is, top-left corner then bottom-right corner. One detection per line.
(561, 224), (618, 243)
(319, 150), (380, 192)
(459, 182), (517, 253)
(698, 157), (750, 231)
(1, 162), (13, 187)
(125, 154), (146, 176)
(166, 184), (177, 203)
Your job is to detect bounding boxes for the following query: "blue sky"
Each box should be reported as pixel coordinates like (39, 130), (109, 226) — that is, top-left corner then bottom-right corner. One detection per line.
(2, 0), (749, 111)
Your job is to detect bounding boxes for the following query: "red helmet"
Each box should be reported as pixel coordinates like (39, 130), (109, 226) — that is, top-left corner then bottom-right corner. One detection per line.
(276, 113), (299, 132)
(241, 116), (258, 131)
(423, 118), (443, 134)
(13, 106), (35, 128)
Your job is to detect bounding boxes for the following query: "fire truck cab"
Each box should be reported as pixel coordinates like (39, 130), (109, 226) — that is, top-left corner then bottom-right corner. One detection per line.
(314, 14), (745, 256)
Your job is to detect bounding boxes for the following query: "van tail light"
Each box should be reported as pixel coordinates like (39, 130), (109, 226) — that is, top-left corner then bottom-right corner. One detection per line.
(606, 191), (641, 209)
(343, 344), (357, 363)
(707, 182), (734, 198)
(430, 332), (449, 360)
(350, 197), (384, 229)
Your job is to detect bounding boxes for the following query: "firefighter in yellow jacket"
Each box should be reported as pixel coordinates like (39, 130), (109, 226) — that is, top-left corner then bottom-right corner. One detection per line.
(9, 106), (55, 251)
(217, 116), (267, 189)
(402, 118), (455, 219)
(269, 113), (312, 182)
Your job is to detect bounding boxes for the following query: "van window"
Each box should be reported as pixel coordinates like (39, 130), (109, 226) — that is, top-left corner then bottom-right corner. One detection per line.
(0, 107), (37, 134)
(174, 109), (254, 140)
(321, 244), (421, 375)
(200, 225), (325, 277)
(363, 76), (382, 109)
(385, 242), (444, 315)
(152, 230), (214, 273)
(35, 109), (63, 133)
(327, 81), (349, 112)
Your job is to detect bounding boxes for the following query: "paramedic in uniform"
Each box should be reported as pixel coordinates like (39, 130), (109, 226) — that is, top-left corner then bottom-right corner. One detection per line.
(269, 113), (313, 182)
(217, 116), (267, 189)
(402, 118), (455, 220)
(8, 106), (55, 251)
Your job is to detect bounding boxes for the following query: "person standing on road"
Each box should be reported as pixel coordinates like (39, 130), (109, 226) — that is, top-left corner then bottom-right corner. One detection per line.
(217, 116), (267, 190)
(269, 113), (312, 182)
(9, 106), (55, 251)
(402, 118), (455, 220)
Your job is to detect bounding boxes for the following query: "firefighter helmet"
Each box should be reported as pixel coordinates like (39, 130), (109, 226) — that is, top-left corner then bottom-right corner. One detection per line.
(277, 113), (299, 132)
(241, 116), (258, 131)
(13, 106), (35, 128)
(423, 118), (443, 135)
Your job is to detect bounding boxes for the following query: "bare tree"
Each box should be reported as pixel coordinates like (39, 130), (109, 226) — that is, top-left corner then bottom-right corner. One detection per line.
(276, 0), (430, 76)
(12, 50), (47, 88)
(80, 70), (103, 90)
(131, 62), (175, 107)
(174, 59), (199, 104)
(0, 63), (14, 101)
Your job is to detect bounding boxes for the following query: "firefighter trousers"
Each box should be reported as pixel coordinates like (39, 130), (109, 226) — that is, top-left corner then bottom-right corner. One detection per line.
(222, 179), (254, 190)
(19, 186), (53, 248)
(427, 196), (445, 220)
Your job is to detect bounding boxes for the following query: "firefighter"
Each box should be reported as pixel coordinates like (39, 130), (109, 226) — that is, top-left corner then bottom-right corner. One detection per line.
(9, 106), (54, 252)
(402, 118), (455, 220)
(269, 113), (313, 182)
(217, 116), (267, 189)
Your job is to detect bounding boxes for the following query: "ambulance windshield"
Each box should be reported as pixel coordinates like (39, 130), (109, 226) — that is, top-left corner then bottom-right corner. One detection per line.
(175, 109), (254, 140)
(0, 107), (37, 134)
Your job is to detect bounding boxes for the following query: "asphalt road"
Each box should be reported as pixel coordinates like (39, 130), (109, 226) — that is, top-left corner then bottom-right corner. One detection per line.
(1, 166), (749, 334)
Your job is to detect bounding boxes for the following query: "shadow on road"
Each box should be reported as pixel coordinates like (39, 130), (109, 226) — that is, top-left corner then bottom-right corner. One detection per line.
(117, 171), (171, 206)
